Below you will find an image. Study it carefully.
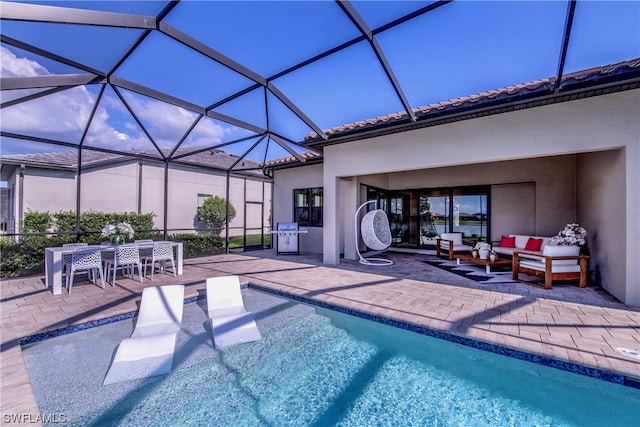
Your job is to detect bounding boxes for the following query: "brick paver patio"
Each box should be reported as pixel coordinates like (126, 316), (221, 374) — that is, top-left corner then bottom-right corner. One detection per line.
(2, 250), (639, 423)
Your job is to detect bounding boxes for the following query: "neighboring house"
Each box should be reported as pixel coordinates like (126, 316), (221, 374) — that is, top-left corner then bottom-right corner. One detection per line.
(268, 60), (640, 306)
(0, 149), (272, 238)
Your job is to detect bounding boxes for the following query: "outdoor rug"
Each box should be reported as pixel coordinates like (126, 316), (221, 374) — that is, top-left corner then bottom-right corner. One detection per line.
(422, 257), (518, 284)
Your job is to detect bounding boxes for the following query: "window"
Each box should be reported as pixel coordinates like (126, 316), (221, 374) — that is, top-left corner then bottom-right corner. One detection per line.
(294, 188), (323, 227)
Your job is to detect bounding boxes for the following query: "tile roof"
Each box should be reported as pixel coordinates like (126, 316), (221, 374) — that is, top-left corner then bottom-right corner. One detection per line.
(0, 148), (267, 178)
(0, 150), (117, 169)
(262, 150), (323, 168)
(303, 58), (640, 141)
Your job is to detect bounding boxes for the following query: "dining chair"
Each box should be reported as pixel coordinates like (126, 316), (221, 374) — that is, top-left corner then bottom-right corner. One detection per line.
(107, 245), (143, 287)
(146, 243), (177, 280)
(62, 242), (88, 281)
(135, 240), (154, 276)
(66, 248), (105, 294)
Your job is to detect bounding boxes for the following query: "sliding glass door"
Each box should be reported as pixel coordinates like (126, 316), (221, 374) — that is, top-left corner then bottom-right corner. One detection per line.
(367, 185), (489, 248)
(452, 191), (488, 240)
(419, 186), (489, 245)
(419, 191), (450, 244)
(389, 193), (411, 245)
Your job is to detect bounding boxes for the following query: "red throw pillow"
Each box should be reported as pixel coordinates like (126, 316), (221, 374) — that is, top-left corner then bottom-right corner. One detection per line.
(524, 238), (543, 251)
(500, 235), (516, 248)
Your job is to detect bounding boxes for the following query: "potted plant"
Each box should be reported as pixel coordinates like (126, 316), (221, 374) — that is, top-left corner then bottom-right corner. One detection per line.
(473, 241), (492, 260)
(555, 223), (587, 245)
(101, 222), (135, 245)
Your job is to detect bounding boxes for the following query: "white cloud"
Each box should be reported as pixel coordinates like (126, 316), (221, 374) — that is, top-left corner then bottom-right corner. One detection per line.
(121, 93), (231, 149)
(1, 47), (250, 154)
(83, 98), (150, 150)
(0, 47), (49, 77)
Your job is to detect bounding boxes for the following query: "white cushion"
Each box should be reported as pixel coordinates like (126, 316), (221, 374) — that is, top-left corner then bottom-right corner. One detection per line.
(519, 260), (581, 273)
(440, 233), (463, 245)
(493, 247), (517, 256)
(542, 245), (580, 264)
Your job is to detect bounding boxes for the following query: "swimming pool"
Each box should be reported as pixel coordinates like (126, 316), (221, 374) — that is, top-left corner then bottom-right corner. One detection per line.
(22, 289), (640, 426)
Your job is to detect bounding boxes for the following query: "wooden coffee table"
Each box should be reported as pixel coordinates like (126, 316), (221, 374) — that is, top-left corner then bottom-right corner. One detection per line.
(455, 253), (512, 274)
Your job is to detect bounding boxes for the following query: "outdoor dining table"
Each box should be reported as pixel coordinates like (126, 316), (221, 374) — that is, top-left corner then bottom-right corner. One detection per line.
(44, 241), (184, 295)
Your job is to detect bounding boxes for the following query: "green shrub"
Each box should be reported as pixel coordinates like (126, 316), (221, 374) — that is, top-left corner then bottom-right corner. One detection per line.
(0, 236), (53, 278)
(53, 211), (155, 236)
(1, 211), (157, 277)
(23, 211), (52, 233)
(52, 211), (76, 233)
(170, 233), (225, 258)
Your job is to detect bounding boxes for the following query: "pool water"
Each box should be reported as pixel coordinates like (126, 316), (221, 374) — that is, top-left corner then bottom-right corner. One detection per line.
(22, 290), (640, 426)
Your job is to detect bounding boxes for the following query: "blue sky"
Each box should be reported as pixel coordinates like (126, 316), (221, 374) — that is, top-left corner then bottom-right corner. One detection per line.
(1, 0), (638, 160)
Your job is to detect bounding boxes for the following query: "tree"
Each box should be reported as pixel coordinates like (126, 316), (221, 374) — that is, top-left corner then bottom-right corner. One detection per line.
(197, 196), (236, 235)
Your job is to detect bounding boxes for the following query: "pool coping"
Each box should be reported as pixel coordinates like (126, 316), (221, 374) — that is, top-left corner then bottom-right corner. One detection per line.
(17, 284), (640, 390)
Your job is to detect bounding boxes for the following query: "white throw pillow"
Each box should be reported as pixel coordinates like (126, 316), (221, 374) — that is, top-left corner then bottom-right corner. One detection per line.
(513, 235), (531, 249)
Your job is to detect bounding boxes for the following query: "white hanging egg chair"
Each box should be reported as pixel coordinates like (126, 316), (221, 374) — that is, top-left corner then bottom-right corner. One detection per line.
(355, 201), (393, 266)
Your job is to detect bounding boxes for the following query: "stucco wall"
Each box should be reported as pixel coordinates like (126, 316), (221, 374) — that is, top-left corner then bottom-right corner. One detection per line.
(81, 162), (139, 214)
(576, 149), (631, 304)
(23, 168), (77, 213)
(490, 183), (536, 239)
(273, 164), (323, 253)
(139, 162), (167, 228)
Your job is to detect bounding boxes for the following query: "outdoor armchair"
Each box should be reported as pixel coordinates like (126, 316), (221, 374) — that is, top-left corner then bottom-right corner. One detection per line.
(512, 245), (589, 289)
(436, 232), (474, 261)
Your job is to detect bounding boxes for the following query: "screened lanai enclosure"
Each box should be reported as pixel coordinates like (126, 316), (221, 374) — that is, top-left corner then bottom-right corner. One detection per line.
(1, 1), (639, 253)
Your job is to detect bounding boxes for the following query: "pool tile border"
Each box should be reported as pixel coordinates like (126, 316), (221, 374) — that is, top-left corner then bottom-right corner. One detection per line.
(18, 295), (201, 346)
(247, 284), (640, 390)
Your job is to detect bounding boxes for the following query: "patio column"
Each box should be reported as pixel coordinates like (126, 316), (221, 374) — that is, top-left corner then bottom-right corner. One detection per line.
(323, 175), (340, 265)
(342, 177), (359, 261)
